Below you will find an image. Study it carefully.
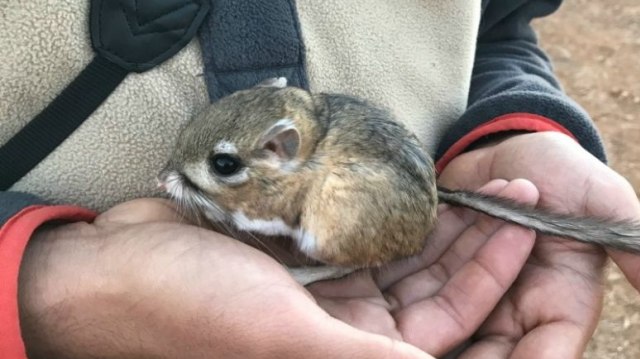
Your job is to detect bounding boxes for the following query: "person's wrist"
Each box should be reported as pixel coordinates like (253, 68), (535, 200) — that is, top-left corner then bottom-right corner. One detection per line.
(18, 222), (130, 358)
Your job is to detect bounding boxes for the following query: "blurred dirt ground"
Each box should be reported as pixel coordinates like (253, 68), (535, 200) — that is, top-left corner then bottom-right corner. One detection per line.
(533, 0), (640, 357)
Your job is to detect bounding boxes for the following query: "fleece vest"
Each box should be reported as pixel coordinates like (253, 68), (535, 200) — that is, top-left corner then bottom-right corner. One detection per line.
(1, 0), (480, 211)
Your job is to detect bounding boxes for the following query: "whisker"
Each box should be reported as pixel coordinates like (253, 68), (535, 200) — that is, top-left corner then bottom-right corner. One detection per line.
(239, 229), (288, 266)
(163, 179), (291, 267)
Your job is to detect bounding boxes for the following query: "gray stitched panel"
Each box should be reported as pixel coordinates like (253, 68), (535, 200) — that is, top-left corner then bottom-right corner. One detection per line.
(0, 191), (47, 226)
(198, 0), (308, 101)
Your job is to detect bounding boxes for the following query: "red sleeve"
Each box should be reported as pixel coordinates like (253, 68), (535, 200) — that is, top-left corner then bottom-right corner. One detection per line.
(0, 205), (97, 359)
(435, 112), (578, 173)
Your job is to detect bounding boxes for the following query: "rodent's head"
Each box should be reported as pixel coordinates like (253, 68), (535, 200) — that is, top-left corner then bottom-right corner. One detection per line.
(158, 78), (327, 227)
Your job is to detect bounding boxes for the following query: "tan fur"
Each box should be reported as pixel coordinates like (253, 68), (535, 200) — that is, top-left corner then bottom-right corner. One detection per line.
(160, 83), (439, 268)
(302, 159), (437, 266)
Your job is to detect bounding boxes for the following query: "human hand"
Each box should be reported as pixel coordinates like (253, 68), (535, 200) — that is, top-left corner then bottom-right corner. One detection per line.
(437, 131), (640, 358)
(306, 179), (539, 357)
(17, 199), (431, 359)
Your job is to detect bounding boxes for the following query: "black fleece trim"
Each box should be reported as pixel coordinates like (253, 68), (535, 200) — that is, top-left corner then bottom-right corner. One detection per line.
(0, 192), (47, 226)
(91, 0), (211, 72)
(437, 0), (606, 163)
(198, 0), (308, 101)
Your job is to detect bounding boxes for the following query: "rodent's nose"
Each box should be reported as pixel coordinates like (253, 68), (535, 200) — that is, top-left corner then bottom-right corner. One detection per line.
(156, 167), (173, 191)
(157, 164), (176, 189)
(156, 178), (167, 190)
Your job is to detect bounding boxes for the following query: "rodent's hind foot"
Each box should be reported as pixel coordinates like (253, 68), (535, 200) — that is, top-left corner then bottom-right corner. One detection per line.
(287, 266), (356, 286)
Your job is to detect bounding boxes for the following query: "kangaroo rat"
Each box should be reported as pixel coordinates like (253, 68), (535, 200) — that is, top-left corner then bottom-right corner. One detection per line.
(158, 78), (640, 285)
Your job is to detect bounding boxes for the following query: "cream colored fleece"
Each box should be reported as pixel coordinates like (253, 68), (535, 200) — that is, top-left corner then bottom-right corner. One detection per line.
(297, 0), (481, 154)
(1, 0), (209, 211)
(1, 0), (480, 211)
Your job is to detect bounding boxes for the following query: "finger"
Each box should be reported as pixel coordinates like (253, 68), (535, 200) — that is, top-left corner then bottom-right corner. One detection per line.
(374, 179), (512, 289)
(607, 249), (640, 292)
(430, 179), (540, 288)
(595, 181), (640, 293)
(436, 178), (513, 228)
(314, 295), (402, 340)
(391, 222), (535, 356)
(459, 322), (586, 359)
(308, 272), (404, 339)
(377, 179), (538, 294)
(455, 336), (514, 359)
(309, 269), (379, 297)
(437, 147), (495, 190)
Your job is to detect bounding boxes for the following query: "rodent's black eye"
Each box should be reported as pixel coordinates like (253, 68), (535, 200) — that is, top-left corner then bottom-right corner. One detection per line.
(209, 154), (242, 176)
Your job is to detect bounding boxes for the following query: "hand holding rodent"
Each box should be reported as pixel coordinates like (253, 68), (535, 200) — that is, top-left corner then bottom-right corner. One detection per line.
(308, 179), (539, 357)
(18, 199), (432, 359)
(159, 78), (640, 285)
(438, 131), (640, 358)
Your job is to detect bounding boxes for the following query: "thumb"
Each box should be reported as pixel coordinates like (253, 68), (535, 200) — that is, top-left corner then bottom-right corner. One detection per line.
(437, 147), (495, 191)
(297, 316), (433, 359)
(93, 198), (188, 227)
(608, 249), (640, 293)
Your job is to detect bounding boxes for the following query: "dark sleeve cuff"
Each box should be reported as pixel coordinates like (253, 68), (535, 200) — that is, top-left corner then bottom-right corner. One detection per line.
(0, 205), (97, 359)
(435, 112), (577, 173)
(436, 91), (607, 165)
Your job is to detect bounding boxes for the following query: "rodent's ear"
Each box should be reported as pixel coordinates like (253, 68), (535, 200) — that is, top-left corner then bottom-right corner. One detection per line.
(255, 77), (288, 88)
(259, 119), (300, 161)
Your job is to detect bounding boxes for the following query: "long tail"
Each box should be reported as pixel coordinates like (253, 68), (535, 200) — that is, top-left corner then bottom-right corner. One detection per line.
(437, 187), (640, 254)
